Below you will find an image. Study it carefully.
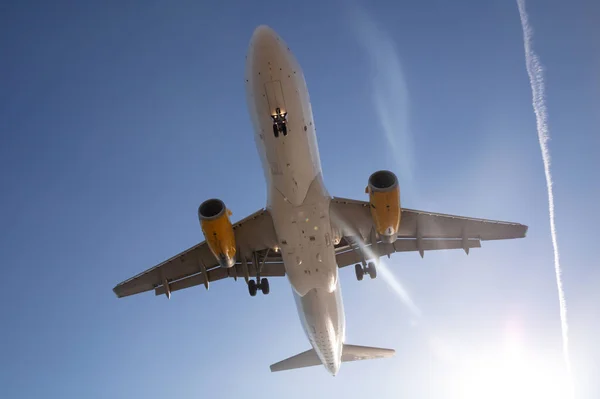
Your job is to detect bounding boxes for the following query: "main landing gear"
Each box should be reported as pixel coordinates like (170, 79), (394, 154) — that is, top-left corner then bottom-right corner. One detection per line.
(244, 250), (271, 297)
(355, 262), (377, 281)
(271, 107), (288, 138)
(248, 278), (270, 296)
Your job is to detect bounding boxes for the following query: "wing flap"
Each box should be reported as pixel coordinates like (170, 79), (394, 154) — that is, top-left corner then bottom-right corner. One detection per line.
(154, 262), (286, 296)
(336, 238), (481, 268)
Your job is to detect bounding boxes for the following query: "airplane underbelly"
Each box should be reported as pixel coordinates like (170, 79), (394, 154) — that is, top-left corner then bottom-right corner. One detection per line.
(269, 173), (337, 296)
(243, 26), (350, 376)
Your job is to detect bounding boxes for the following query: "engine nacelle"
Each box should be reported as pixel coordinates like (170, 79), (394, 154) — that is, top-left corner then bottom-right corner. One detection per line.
(365, 170), (401, 244)
(198, 198), (236, 268)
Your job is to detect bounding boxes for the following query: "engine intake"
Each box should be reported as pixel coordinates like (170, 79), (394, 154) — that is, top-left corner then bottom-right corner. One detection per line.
(365, 170), (401, 244)
(198, 198), (237, 268)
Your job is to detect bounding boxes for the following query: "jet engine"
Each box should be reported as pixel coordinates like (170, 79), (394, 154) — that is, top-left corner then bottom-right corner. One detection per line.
(198, 198), (237, 268)
(365, 170), (401, 244)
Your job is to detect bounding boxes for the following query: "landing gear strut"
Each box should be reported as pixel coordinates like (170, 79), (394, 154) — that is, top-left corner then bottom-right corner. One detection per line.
(355, 262), (377, 281)
(247, 250), (271, 296)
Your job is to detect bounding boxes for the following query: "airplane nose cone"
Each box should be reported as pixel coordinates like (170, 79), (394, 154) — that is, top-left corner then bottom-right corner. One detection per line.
(246, 25), (287, 79)
(250, 25), (279, 48)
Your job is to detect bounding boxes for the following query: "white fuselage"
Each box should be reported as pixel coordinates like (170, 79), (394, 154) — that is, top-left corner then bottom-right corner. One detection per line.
(245, 25), (345, 375)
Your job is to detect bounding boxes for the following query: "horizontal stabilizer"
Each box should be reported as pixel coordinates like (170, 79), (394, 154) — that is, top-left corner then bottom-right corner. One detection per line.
(270, 344), (395, 373)
(270, 349), (321, 372)
(342, 344), (395, 363)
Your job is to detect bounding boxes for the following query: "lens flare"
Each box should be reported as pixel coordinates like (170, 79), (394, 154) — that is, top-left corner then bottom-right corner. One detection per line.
(331, 207), (421, 318)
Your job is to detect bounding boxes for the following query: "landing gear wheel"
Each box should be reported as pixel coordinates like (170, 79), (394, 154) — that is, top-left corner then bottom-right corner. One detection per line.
(281, 124), (288, 136)
(355, 263), (364, 281)
(272, 124), (279, 138)
(367, 262), (377, 279)
(248, 280), (258, 296)
(260, 278), (270, 295)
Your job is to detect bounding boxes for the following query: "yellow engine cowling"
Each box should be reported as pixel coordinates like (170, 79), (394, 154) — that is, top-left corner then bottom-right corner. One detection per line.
(365, 170), (401, 244)
(198, 198), (236, 268)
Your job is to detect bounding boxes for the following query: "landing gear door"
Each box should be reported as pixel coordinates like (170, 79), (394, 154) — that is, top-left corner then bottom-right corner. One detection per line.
(264, 80), (286, 116)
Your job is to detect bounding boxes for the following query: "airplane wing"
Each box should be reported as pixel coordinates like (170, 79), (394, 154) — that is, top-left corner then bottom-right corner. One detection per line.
(113, 208), (286, 299)
(330, 197), (528, 268)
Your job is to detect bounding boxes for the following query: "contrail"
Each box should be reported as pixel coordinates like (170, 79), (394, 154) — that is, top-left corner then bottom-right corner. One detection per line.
(516, 0), (573, 391)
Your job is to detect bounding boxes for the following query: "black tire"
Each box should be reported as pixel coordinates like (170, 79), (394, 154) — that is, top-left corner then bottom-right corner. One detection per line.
(248, 280), (257, 297)
(355, 263), (364, 281)
(272, 124), (279, 138)
(367, 262), (377, 279)
(281, 124), (288, 136)
(261, 278), (270, 295)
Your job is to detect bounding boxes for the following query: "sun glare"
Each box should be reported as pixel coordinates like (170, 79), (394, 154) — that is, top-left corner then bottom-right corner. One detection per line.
(449, 330), (571, 399)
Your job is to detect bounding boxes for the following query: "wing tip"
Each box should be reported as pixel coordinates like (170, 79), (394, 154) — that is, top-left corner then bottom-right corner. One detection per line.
(112, 284), (132, 298)
(520, 223), (529, 238)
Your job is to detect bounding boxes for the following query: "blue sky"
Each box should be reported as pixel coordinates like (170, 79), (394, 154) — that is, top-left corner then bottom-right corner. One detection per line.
(1, 0), (599, 398)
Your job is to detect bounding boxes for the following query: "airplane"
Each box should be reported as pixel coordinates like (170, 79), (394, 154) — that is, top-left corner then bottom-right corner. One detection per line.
(112, 25), (528, 376)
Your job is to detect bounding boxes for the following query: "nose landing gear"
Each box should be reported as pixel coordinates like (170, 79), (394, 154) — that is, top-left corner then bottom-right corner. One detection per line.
(271, 107), (288, 138)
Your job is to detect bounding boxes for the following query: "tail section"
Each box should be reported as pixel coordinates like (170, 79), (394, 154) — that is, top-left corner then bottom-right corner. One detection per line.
(269, 344), (395, 373)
